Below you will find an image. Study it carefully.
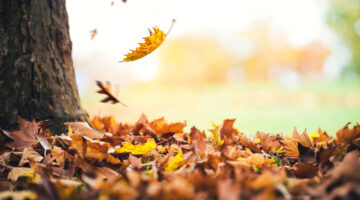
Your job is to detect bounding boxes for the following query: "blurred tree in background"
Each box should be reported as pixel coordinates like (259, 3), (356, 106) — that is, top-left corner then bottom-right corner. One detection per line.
(327, 0), (360, 75)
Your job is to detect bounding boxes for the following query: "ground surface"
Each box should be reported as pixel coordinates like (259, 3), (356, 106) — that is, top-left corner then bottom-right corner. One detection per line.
(0, 115), (359, 199)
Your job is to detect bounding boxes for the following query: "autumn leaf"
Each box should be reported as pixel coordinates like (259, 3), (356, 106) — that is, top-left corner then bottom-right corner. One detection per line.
(120, 19), (175, 62)
(1, 117), (39, 150)
(96, 80), (127, 106)
(0, 191), (37, 200)
(237, 153), (275, 169)
(90, 29), (97, 40)
(19, 148), (43, 166)
(115, 140), (157, 155)
(209, 122), (224, 147)
(8, 167), (34, 182)
(164, 149), (186, 172)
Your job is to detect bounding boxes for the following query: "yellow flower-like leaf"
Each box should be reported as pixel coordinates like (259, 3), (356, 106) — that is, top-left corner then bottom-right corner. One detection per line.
(164, 150), (186, 172)
(309, 131), (320, 142)
(115, 140), (157, 155)
(209, 122), (224, 147)
(120, 20), (175, 62)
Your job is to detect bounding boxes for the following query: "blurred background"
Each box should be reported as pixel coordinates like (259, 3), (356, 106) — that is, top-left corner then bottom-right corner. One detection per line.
(66, 0), (360, 135)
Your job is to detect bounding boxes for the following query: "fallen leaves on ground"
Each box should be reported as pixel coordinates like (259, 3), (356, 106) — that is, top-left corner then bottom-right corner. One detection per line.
(0, 115), (359, 199)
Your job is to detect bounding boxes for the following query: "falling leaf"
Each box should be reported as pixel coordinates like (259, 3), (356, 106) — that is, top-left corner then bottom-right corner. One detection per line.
(164, 150), (186, 172)
(120, 19), (175, 62)
(96, 80), (127, 106)
(115, 140), (157, 155)
(1, 117), (39, 150)
(90, 29), (97, 40)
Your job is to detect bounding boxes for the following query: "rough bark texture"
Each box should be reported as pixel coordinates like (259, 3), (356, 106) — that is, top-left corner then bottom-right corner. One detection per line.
(0, 0), (88, 132)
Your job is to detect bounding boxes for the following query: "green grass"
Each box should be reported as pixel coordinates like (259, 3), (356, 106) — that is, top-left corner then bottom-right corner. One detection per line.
(81, 80), (360, 136)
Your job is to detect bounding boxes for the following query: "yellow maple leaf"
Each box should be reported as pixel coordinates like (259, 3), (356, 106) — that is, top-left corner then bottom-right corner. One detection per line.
(164, 149), (186, 172)
(120, 20), (175, 62)
(115, 140), (157, 155)
(208, 122), (224, 147)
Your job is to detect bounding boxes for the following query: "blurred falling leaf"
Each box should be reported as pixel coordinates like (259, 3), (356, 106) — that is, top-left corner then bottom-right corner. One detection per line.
(96, 80), (127, 106)
(90, 29), (97, 40)
(120, 19), (175, 62)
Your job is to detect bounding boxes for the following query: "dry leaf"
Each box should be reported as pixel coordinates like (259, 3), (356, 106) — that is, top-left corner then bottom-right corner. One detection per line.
(120, 20), (175, 62)
(292, 127), (313, 148)
(90, 29), (97, 40)
(0, 191), (37, 200)
(65, 122), (103, 139)
(96, 80), (127, 106)
(19, 148), (43, 166)
(1, 117), (39, 150)
(164, 149), (186, 172)
(209, 122), (224, 147)
(8, 167), (34, 182)
(115, 140), (157, 155)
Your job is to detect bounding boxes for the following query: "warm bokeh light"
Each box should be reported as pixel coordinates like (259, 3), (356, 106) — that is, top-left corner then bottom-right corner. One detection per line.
(66, 0), (360, 135)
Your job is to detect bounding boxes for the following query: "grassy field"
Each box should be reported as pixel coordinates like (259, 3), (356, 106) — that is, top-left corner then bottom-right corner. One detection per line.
(81, 80), (360, 136)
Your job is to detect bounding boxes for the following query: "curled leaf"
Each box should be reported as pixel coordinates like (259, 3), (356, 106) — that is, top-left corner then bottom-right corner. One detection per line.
(120, 20), (175, 62)
(96, 80), (127, 106)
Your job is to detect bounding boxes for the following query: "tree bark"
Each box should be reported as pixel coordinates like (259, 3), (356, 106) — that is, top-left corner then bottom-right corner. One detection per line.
(0, 0), (87, 133)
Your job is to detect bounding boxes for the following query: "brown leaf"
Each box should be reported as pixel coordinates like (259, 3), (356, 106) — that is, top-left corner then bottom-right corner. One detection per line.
(2, 117), (39, 150)
(65, 122), (103, 139)
(290, 162), (318, 178)
(238, 135), (261, 153)
(128, 154), (143, 170)
(220, 119), (238, 139)
(96, 80), (127, 106)
(19, 148), (43, 166)
(256, 132), (281, 154)
(281, 138), (299, 158)
(336, 122), (360, 145)
(292, 127), (313, 149)
(8, 167), (33, 182)
(149, 117), (186, 135)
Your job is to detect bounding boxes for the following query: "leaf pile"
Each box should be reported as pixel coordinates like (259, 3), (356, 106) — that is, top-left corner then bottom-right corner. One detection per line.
(0, 116), (360, 200)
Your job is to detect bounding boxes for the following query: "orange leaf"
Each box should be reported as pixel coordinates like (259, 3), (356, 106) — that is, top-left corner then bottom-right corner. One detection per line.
(120, 20), (175, 62)
(90, 29), (97, 40)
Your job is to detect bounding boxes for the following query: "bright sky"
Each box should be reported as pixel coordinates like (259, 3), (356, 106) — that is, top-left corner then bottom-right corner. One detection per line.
(66, 0), (334, 90)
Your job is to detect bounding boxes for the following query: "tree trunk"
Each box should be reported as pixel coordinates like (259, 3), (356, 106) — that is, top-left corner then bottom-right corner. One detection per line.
(0, 0), (87, 133)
